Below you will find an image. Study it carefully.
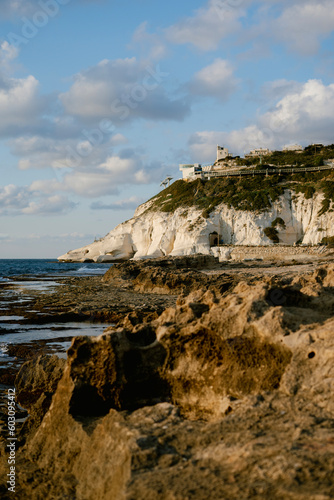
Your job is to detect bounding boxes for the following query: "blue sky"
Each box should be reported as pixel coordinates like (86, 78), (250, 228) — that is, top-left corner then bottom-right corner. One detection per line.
(1, 0), (334, 258)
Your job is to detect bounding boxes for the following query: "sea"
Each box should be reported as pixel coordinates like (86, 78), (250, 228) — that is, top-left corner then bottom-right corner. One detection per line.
(0, 259), (113, 370)
(0, 258), (111, 280)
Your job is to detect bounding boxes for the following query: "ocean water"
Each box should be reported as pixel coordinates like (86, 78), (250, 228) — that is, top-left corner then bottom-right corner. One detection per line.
(0, 259), (113, 368)
(0, 259), (112, 280)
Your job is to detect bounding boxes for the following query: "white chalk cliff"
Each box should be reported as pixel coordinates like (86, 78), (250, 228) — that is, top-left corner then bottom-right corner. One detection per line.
(58, 190), (334, 262)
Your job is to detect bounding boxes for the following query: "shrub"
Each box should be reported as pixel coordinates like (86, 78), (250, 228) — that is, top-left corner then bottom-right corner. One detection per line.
(304, 186), (316, 199)
(318, 199), (331, 217)
(145, 166), (334, 217)
(202, 208), (211, 219)
(321, 236), (334, 247)
(264, 227), (279, 243)
(271, 217), (286, 229)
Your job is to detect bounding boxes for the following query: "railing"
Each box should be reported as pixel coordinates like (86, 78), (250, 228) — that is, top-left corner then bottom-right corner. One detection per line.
(188, 164), (334, 179)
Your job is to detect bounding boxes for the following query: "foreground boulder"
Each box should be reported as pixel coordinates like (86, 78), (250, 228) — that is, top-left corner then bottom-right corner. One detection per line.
(1, 265), (334, 498)
(15, 355), (66, 443)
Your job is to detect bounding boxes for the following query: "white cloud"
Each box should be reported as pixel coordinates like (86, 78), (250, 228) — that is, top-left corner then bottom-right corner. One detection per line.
(110, 133), (128, 146)
(0, 184), (76, 216)
(0, 75), (43, 133)
(0, 184), (30, 212)
(9, 129), (128, 171)
(189, 131), (228, 162)
(0, 41), (19, 73)
(273, 0), (334, 55)
(100, 155), (137, 175)
(57, 154), (164, 196)
(132, 22), (168, 60)
(260, 79), (303, 103)
(165, 0), (334, 56)
(189, 79), (334, 158)
(29, 172), (119, 198)
(62, 171), (120, 197)
(60, 57), (190, 123)
(27, 147), (166, 198)
(242, 0), (334, 56)
(11, 136), (86, 170)
(136, 0), (334, 57)
(165, 0), (243, 50)
(21, 195), (77, 215)
(189, 59), (238, 101)
(90, 196), (144, 210)
(257, 79), (334, 144)
(0, 43), (49, 137)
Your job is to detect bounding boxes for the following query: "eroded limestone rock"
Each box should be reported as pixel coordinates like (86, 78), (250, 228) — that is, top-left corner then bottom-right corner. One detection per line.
(58, 191), (334, 262)
(2, 264), (334, 499)
(102, 256), (238, 296)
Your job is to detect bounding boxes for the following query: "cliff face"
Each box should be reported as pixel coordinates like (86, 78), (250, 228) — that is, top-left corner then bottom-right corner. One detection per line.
(58, 190), (334, 262)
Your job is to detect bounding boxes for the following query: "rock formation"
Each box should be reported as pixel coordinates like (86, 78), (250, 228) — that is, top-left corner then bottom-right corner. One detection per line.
(58, 190), (334, 262)
(2, 263), (334, 499)
(102, 255), (238, 295)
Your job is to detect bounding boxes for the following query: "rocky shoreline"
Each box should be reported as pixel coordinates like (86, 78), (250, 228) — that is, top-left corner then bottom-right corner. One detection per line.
(0, 272), (179, 385)
(1, 255), (334, 499)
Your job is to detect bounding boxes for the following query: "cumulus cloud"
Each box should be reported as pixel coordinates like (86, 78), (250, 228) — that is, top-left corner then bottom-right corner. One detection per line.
(61, 155), (164, 196)
(0, 75), (47, 135)
(30, 172), (119, 198)
(0, 41), (19, 76)
(8, 128), (128, 172)
(165, 0), (244, 50)
(189, 79), (334, 158)
(90, 196), (144, 210)
(164, 0), (334, 55)
(0, 184), (76, 216)
(188, 59), (239, 101)
(260, 79), (303, 103)
(255, 79), (334, 146)
(59, 58), (190, 123)
(0, 184), (30, 213)
(0, 42), (50, 137)
(27, 148), (166, 198)
(243, 0), (334, 56)
(21, 194), (77, 215)
(272, 0), (334, 55)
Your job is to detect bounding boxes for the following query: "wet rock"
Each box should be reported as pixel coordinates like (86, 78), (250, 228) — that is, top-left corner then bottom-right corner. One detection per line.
(0, 367), (17, 385)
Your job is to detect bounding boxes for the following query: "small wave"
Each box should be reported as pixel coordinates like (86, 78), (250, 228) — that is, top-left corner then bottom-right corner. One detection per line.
(72, 264), (111, 275)
(75, 266), (99, 274)
(0, 342), (9, 356)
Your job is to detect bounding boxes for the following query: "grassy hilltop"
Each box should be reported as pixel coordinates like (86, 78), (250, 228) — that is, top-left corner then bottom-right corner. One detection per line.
(239, 143), (334, 168)
(148, 144), (334, 218)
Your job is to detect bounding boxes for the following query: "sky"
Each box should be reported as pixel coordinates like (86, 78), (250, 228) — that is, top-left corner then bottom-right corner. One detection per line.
(0, 0), (334, 258)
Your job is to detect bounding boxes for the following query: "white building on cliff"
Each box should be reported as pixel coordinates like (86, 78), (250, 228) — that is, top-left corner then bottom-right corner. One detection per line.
(180, 146), (233, 179)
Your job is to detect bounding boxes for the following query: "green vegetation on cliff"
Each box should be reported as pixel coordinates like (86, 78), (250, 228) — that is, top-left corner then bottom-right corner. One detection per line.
(238, 143), (334, 168)
(147, 169), (334, 217)
(263, 226), (279, 243)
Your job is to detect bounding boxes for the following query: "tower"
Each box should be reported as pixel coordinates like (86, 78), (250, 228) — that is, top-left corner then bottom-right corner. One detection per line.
(217, 145), (229, 162)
